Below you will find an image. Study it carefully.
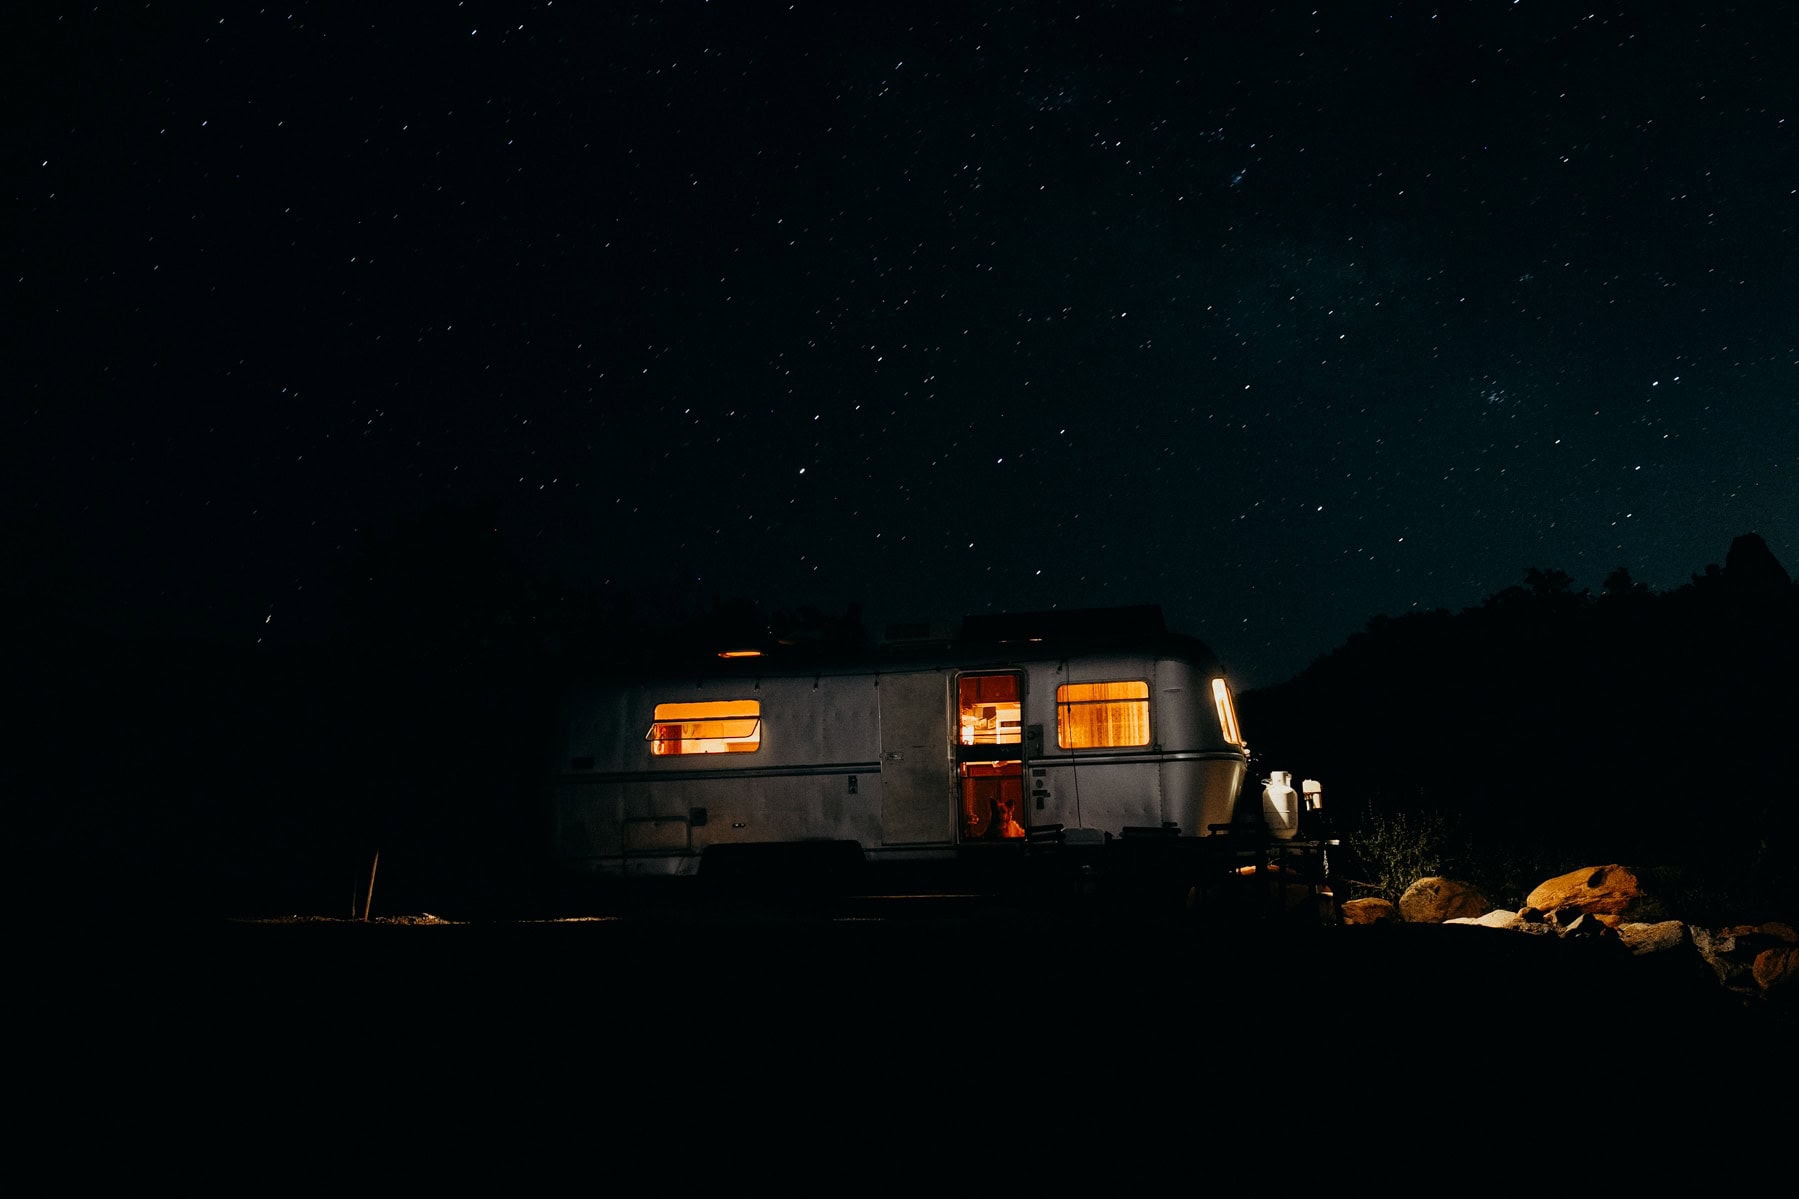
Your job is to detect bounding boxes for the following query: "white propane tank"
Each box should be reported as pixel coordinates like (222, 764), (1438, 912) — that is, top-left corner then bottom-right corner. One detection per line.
(1261, 771), (1300, 839)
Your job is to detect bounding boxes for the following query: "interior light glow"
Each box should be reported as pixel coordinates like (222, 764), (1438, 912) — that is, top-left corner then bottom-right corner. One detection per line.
(1056, 680), (1150, 748)
(958, 674), (1022, 745)
(1211, 677), (1244, 747)
(647, 699), (762, 755)
(960, 761), (1027, 839)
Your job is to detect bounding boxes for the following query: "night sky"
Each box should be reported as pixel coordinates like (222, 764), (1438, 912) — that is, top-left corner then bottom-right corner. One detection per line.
(14, 2), (1798, 688)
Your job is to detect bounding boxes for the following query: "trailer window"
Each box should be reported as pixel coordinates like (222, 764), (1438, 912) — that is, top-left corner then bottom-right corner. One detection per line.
(958, 674), (1022, 746)
(1211, 677), (1245, 747)
(1056, 681), (1150, 749)
(647, 700), (762, 755)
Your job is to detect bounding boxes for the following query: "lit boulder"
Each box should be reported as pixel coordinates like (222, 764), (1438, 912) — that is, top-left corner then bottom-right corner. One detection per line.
(1754, 945), (1798, 1002)
(1339, 897), (1398, 925)
(1447, 908), (1555, 935)
(1397, 876), (1491, 923)
(1523, 864), (1665, 927)
(1615, 920), (1691, 956)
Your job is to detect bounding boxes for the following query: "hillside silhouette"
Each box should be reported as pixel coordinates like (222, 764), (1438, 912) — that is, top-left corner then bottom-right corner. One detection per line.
(1239, 533), (1796, 911)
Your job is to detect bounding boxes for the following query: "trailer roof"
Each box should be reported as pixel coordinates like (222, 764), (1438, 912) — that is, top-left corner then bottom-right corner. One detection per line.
(586, 605), (1231, 683)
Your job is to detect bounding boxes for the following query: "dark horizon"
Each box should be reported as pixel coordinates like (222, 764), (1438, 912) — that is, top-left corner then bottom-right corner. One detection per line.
(12, 502), (1789, 696)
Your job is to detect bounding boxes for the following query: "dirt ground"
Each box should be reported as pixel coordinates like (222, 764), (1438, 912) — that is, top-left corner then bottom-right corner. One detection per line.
(20, 893), (1788, 1154)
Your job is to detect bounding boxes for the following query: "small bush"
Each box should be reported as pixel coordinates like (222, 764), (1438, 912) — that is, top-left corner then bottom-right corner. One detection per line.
(1337, 810), (1456, 903)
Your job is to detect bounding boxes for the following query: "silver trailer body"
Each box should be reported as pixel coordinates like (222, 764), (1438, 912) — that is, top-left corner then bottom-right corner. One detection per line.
(549, 607), (1251, 877)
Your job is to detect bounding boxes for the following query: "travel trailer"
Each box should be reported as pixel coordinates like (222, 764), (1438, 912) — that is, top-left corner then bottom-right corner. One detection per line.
(549, 606), (1300, 896)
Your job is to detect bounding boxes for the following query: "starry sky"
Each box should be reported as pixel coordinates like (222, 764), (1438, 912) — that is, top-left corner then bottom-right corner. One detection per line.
(13, 2), (1798, 688)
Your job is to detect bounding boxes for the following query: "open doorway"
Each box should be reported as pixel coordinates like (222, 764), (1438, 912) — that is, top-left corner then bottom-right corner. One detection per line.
(956, 672), (1025, 841)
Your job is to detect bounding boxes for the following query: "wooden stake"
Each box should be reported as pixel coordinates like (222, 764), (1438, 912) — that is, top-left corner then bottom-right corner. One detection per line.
(363, 851), (380, 922)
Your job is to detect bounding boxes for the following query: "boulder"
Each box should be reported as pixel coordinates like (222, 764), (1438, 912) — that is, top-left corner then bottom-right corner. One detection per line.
(1693, 921), (1799, 1002)
(1691, 924), (1758, 992)
(1446, 909), (1555, 936)
(1754, 946), (1798, 1002)
(1616, 920), (1691, 956)
(1340, 897), (1398, 925)
(1449, 908), (1527, 930)
(1524, 864), (1665, 927)
(1398, 876), (1491, 923)
(1611, 920), (1741, 1003)
(1554, 911), (1619, 940)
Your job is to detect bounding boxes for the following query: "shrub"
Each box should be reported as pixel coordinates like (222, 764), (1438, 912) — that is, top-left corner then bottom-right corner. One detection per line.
(1337, 810), (1456, 904)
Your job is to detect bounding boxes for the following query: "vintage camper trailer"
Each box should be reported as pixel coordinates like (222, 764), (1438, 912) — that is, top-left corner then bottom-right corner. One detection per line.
(549, 606), (1269, 889)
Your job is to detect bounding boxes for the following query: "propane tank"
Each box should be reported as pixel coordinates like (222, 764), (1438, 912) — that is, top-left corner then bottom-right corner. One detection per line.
(1260, 771), (1300, 839)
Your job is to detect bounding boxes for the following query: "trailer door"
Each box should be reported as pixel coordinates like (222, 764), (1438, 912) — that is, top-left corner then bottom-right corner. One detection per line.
(879, 671), (953, 845)
(955, 671), (1027, 841)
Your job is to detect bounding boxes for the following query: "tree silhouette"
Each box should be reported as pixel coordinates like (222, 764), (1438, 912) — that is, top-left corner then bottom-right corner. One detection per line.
(1240, 533), (1797, 909)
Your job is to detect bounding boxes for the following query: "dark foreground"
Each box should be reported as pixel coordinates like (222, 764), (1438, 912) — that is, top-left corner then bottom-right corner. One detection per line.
(26, 880), (1785, 1135)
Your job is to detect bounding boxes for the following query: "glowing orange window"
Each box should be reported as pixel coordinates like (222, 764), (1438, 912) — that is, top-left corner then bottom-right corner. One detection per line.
(1211, 677), (1244, 747)
(647, 700), (762, 755)
(1056, 681), (1150, 749)
(958, 674), (1022, 746)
